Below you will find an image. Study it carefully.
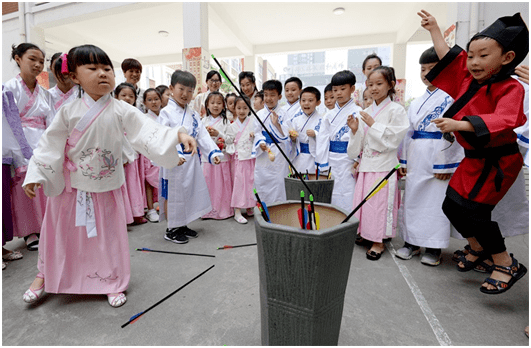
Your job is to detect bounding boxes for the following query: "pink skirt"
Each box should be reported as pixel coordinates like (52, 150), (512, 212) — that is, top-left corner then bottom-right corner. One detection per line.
(231, 156), (256, 209)
(10, 172), (47, 238)
(202, 161), (234, 219)
(37, 188), (130, 294)
(124, 159), (144, 217)
(139, 154), (159, 204)
(353, 171), (400, 243)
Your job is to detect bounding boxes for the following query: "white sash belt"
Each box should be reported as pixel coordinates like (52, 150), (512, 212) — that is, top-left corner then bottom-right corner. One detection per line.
(75, 190), (97, 238)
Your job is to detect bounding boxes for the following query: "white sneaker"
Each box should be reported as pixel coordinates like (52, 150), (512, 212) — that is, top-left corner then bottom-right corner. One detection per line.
(146, 209), (159, 223)
(234, 215), (248, 224)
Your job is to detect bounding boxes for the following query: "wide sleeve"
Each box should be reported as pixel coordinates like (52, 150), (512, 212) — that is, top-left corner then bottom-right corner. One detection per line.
(225, 122), (237, 155)
(462, 82), (526, 147)
(365, 104), (410, 153)
(22, 106), (69, 196)
(315, 112), (332, 170)
(196, 116), (223, 164)
(347, 118), (364, 160)
(42, 89), (56, 128)
(398, 121), (414, 170)
(426, 46), (469, 100)
(432, 139), (464, 174)
(120, 103), (185, 169)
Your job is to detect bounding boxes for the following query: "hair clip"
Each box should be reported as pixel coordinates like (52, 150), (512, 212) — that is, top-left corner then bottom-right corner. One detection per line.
(60, 53), (68, 74)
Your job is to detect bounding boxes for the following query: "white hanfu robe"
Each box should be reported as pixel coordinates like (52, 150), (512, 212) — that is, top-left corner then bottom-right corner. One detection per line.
(347, 97), (409, 241)
(291, 110), (322, 173)
(22, 93), (186, 294)
(253, 104), (290, 205)
(315, 99), (362, 211)
(398, 88), (464, 248)
(158, 99), (222, 227)
(282, 100), (304, 125)
(48, 85), (79, 113)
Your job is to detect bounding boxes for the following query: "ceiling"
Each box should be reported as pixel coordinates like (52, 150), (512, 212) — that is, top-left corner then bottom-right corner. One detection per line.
(39, 2), (448, 65)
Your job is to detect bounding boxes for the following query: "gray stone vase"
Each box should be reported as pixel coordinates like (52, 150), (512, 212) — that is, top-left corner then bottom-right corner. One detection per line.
(284, 174), (335, 204)
(254, 201), (359, 346)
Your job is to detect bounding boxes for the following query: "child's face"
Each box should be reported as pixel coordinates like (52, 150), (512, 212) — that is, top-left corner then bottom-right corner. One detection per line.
(160, 89), (171, 107)
(226, 96), (236, 113)
(253, 96), (264, 111)
(235, 100), (250, 121)
(15, 49), (44, 80)
(284, 82), (301, 104)
(467, 38), (513, 84)
(420, 63), (437, 88)
(362, 89), (374, 109)
(240, 78), (256, 98)
(170, 83), (194, 108)
(300, 92), (320, 115)
(332, 84), (355, 107)
(367, 71), (392, 105)
(124, 68), (141, 86)
(70, 64), (115, 102)
(207, 95), (224, 117)
(363, 58), (381, 77)
(144, 91), (161, 114)
(324, 91), (336, 110)
(263, 89), (281, 109)
(117, 87), (136, 106)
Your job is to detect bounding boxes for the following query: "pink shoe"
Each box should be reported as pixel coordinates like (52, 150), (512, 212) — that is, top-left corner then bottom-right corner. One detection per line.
(246, 208), (254, 217)
(107, 293), (127, 308)
(23, 273), (45, 304)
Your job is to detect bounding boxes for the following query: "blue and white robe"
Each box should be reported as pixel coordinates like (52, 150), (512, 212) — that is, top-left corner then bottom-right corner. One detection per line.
(291, 110), (322, 173)
(315, 98), (361, 211)
(399, 88), (463, 248)
(253, 104), (290, 205)
(158, 98), (222, 227)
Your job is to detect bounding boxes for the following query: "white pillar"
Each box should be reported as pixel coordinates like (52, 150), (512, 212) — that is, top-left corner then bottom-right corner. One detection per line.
(392, 43), (407, 80)
(244, 55), (256, 73)
(182, 2), (210, 95)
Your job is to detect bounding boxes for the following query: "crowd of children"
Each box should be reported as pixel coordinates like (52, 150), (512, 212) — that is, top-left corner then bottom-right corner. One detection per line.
(2, 10), (528, 309)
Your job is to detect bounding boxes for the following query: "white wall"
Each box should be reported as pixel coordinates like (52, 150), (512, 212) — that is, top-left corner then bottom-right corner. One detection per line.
(3, 16), (23, 83)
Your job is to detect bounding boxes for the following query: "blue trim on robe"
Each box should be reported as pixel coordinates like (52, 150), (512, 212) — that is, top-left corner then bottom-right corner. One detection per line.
(433, 163), (460, 169)
(400, 159), (407, 165)
(317, 162), (329, 168)
(412, 131), (443, 139)
(517, 133), (529, 144)
(329, 141), (348, 153)
(208, 149), (222, 164)
(161, 178), (169, 199)
(300, 142), (310, 154)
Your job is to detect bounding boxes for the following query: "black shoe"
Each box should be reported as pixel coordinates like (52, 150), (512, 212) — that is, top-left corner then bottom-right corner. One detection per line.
(182, 226), (198, 239)
(164, 228), (189, 244)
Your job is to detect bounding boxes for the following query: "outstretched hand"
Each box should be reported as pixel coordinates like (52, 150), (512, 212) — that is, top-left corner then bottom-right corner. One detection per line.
(359, 111), (375, 127)
(418, 9), (439, 32)
(23, 183), (41, 199)
(178, 133), (197, 155)
(347, 114), (359, 134)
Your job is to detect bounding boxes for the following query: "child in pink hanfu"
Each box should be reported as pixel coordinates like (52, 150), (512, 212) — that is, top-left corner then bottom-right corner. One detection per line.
(347, 66), (409, 261)
(115, 82), (147, 225)
(21, 44), (196, 308)
(48, 52), (79, 112)
(201, 91), (234, 220)
(141, 88), (163, 222)
(4, 43), (55, 251)
(226, 95), (256, 224)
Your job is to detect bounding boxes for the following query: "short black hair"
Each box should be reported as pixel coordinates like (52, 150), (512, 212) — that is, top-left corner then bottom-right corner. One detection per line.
(155, 85), (169, 96)
(115, 82), (137, 105)
(255, 90), (264, 100)
(331, 70), (356, 87)
(262, 80), (282, 95)
(11, 43), (45, 67)
(324, 83), (333, 93)
(419, 46), (439, 64)
(285, 77), (302, 90)
(170, 70), (196, 89)
(67, 45), (114, 74)
(121, 58), (142, 73)
(300, 86), (321, 101)
(362, 54), (382, 71)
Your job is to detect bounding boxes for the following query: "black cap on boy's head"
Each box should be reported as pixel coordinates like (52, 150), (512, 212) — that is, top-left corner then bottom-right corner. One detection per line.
(470, 13), (529, 69)
(262, 80), (282, 95)
(419, 46), (439, 64)
(331, 70), (356, 87)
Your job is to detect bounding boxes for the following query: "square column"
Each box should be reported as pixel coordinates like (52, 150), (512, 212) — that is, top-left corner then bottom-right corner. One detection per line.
(182, 3), (210, 95)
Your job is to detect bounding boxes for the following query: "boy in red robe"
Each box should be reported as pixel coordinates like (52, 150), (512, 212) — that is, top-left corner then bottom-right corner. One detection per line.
(418, 10), (528, 294)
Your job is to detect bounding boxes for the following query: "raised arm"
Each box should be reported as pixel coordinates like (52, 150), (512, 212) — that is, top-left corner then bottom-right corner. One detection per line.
(418, 9), (449, 59)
